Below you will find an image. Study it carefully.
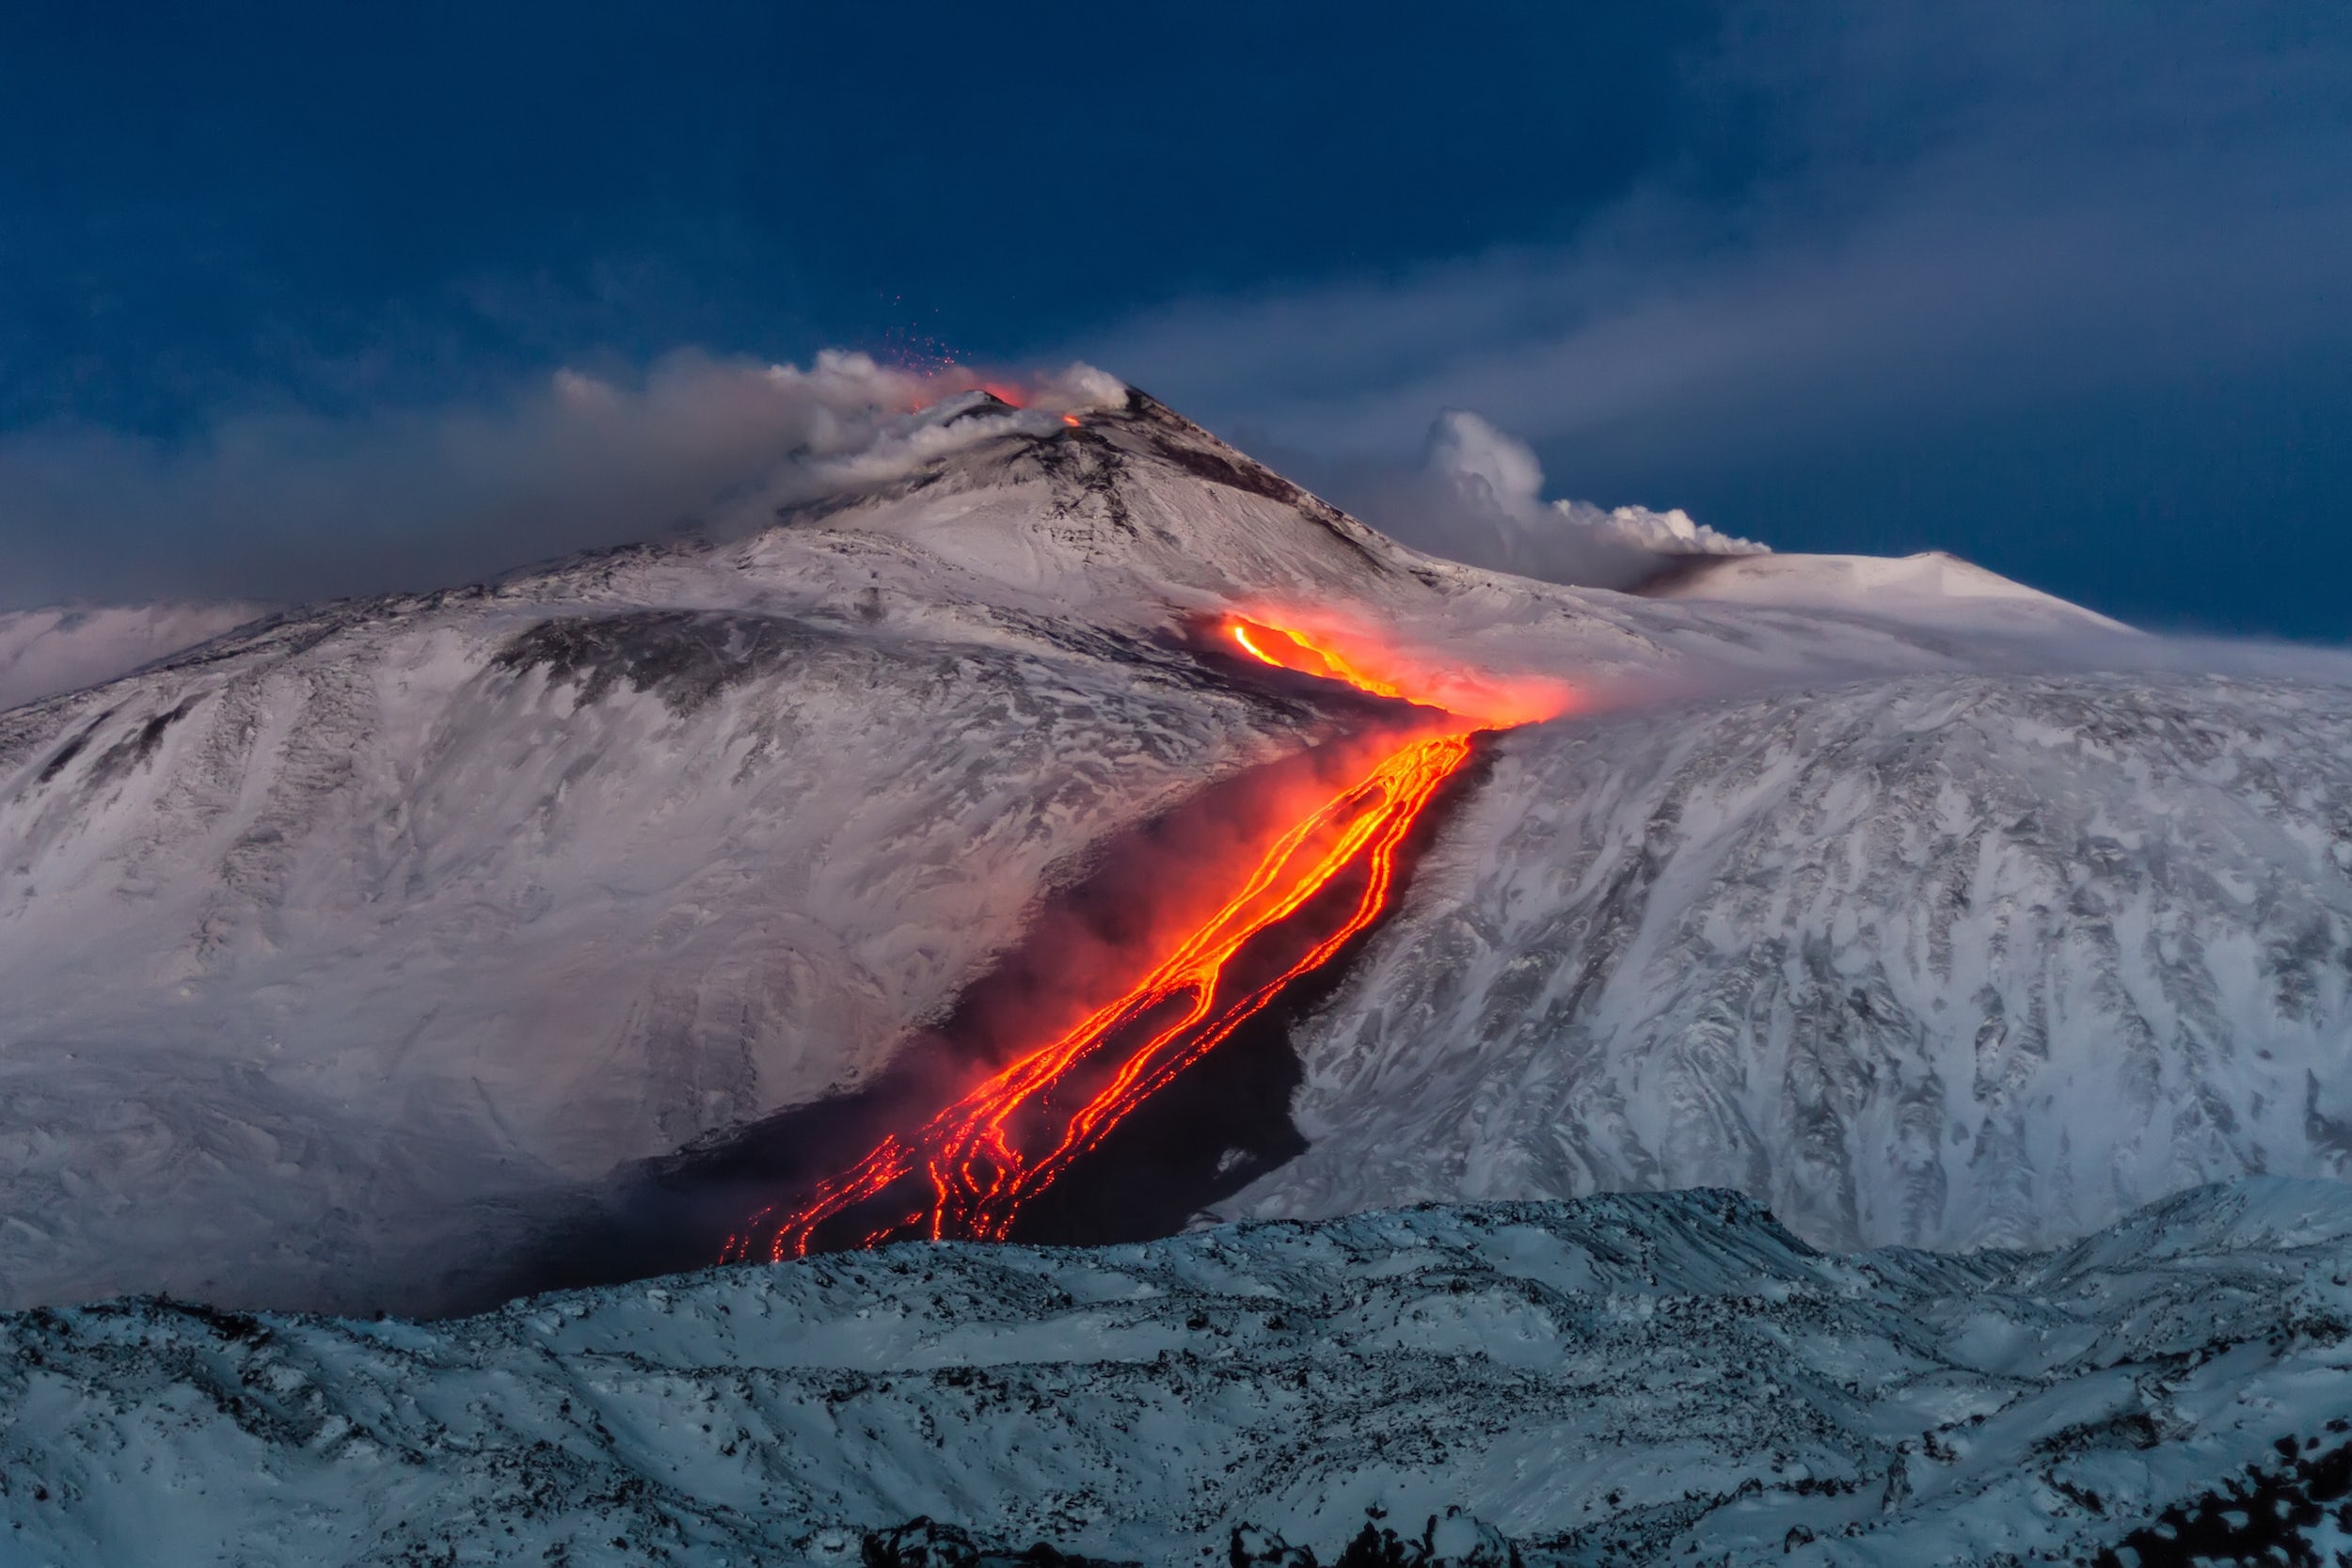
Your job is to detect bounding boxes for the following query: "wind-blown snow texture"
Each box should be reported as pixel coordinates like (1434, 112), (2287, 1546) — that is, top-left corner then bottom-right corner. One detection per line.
(4, 1180), (2350, 1567)
(1231, 673), (2352, 1253)
(0, 382), (2342, 1317)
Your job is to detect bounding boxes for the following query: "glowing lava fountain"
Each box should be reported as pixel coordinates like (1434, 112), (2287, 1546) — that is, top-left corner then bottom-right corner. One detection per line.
(723, 616), (1565, 1261)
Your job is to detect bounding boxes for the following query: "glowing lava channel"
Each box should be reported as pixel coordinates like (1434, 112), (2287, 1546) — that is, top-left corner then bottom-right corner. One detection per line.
(725, 618), (1538, 1262)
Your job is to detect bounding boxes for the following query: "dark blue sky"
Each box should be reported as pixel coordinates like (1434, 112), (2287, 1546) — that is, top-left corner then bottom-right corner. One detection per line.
(4, 1), (2348, 636)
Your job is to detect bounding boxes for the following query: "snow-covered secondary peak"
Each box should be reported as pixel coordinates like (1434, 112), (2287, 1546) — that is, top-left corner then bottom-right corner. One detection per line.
(4, 1179), (2348, 1567)
(1637, 548), (2129, 636)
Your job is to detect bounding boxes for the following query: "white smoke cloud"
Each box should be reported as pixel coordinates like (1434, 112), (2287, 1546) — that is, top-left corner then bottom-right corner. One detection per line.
(0, 353), (1129, 610)
(1345, 410), (1764, 588)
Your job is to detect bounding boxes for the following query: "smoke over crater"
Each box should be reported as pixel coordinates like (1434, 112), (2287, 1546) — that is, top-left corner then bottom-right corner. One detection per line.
(0, 353), (1129, 611)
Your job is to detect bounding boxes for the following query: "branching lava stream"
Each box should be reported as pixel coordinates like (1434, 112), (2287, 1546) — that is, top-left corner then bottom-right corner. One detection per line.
(723, 615), (1565, 1262)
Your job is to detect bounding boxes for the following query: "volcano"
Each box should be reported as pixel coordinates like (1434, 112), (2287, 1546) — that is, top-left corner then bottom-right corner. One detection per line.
(2, 379), (2350, 1318)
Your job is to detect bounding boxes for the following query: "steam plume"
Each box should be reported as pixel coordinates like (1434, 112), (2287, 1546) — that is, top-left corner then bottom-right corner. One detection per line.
(1328, 410), (1763, 589)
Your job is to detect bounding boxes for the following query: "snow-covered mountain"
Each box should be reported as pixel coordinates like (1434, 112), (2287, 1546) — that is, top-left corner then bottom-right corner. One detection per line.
(0, 404), (1366, 1314)
(1, 378), (2344, 1318)
(4, 1179), (2347, 1567)
(0, 388), (1563, 1315)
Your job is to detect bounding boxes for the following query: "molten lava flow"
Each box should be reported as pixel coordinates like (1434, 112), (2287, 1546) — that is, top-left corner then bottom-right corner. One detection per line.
(1223, 611), (1576, 728)
(1227, 619), (1412, 704)
(724, 616), (1550, 1262)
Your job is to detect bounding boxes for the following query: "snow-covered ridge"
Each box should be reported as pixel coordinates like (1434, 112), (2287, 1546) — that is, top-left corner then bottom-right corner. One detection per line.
(4, 1180), (2347, 1567)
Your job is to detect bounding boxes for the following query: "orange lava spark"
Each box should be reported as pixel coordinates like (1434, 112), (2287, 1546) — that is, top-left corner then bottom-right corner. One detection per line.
(722, 618), (1557, 1263)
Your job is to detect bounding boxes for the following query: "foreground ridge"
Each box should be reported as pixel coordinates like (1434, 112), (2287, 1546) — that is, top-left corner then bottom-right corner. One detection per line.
(5, 1179), (2349, 1565)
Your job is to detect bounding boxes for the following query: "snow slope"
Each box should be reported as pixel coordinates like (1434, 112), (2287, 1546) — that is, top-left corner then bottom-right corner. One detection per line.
(1232, 671), (2352, 1253)
(3, 1179), (2348, 1567)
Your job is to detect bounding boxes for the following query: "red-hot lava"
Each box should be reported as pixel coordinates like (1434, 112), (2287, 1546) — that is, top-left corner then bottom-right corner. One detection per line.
(1222, 609), (1577, 729)
(723, 615), (1564, 1262)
